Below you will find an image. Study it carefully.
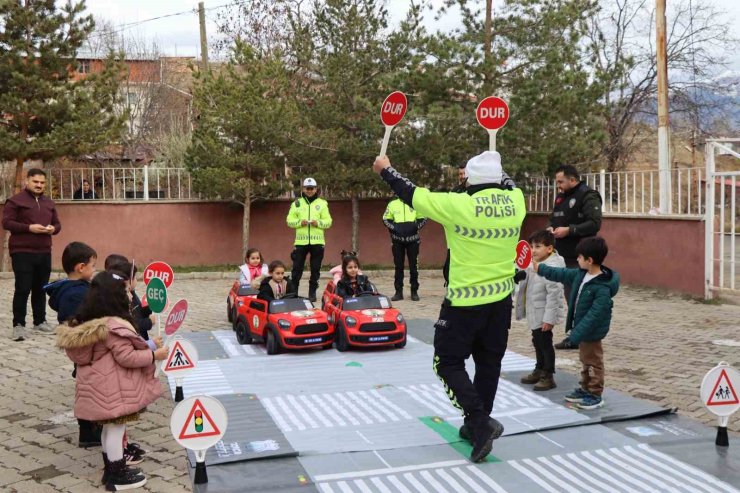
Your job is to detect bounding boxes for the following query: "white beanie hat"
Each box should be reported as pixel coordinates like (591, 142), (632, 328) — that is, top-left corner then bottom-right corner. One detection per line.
(464, 151), (503, 185)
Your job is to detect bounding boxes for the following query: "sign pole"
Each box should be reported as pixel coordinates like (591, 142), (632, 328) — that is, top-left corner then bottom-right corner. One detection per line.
(380, 126), (393, 157)
(194, 449), (208, 484)
(175, 377), (184, 403)
(158, 313), (161, 338)
(717, 415), (729, 447)
(488, 129), (497, 152)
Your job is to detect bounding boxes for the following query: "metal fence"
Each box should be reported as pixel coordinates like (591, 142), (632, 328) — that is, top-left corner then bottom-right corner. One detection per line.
(704, 139), (740, 299)
(47, 166), (195, 201)
(524, 167), (704, 216)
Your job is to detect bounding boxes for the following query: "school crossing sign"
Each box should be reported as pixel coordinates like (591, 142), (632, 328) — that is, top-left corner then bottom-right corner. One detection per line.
(701, 363), (740, 417)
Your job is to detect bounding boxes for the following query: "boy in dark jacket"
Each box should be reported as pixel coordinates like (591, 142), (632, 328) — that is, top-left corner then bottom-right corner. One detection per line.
(44, 241), (101, 447)
(533, 236), (619, 410)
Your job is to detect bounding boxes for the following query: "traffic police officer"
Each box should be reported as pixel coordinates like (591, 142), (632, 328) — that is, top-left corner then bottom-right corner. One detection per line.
(383, 197), (427, 301)
(373, 151), (525, 463)
(286, 177), (333, 301)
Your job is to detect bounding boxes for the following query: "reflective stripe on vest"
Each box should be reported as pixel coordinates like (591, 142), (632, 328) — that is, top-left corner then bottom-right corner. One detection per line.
(453, 225), (520, 240)
(446, 278), (514, 301)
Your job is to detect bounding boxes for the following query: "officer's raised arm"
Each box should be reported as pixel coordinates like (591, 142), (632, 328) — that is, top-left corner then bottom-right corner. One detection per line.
(373, 156), (416, 206)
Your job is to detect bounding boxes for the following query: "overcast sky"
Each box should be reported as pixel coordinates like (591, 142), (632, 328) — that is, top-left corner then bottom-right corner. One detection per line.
(84, 0), (740, 70)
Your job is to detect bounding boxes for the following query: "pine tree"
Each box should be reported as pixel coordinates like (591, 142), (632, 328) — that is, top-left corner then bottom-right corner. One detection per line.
(185, 42), (296, 257)
(0, 0), (125, 189)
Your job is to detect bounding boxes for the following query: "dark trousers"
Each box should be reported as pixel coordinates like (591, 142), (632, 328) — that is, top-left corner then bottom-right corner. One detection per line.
(433, 296), (512, 419)
(291, 244), (324, 294)
(532, 328), (555, 373)
(563, 256), (579, 335)
(11, 253), (51, 327)
(392, 241), (419, 292)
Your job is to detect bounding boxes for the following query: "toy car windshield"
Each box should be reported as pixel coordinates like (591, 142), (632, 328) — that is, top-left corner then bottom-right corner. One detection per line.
(342, 295), (391, 310)
(237, 284), (259, 296)
(269, 298), (315, 313)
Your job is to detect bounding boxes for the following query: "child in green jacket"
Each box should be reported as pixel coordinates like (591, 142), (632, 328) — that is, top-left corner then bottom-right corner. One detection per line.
(533, 236), (619, 410)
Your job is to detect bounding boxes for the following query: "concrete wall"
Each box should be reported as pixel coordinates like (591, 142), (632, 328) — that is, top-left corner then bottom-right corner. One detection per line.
(1, 200), (706, 296)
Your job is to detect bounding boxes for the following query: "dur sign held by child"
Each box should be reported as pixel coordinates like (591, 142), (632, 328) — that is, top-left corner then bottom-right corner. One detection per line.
(515, 230), (565, 391)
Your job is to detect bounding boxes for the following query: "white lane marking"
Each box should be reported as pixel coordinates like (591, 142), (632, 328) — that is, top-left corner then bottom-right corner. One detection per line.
(312, 460), (468, 482)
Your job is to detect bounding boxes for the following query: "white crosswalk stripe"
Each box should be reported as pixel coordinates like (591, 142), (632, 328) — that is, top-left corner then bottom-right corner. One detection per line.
(317, 465), (506, 493)
(263, 390), (413, 432)
(509, 444), (740, 493)
(213, 330), (265, 357)
(399, 378), (559, 417)
(501, 350), (537, 372)
(165, 360), (232, 398)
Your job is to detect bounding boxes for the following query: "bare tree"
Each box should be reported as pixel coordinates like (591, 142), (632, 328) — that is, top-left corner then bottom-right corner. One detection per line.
(588, 0), (737, 171)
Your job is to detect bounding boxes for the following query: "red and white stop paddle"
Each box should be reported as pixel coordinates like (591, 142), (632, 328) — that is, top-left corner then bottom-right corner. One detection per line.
(379, 91), (408, 156)
(516, 240), (532, 270)
(476, 96), (510, 152)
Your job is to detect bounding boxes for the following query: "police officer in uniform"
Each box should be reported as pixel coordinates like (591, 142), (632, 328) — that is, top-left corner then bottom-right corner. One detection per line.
(373, 151), (525, 463)
(286, 177), (333, 301)
(383, 197), (427, 301)
(548, 164), (602, 349)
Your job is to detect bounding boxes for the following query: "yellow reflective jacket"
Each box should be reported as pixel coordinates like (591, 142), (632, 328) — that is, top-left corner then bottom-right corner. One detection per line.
(286, 196), (333, 245)
(412, 186), (526, 306)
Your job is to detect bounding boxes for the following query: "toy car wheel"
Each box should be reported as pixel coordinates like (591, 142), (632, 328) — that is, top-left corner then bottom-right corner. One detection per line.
(226, 299), (233, 323)
(335, 321), (349, 352)
(231, 308), (238, 330)
(394, 336), (407, 349)
(235, 320), (253, 345)
(266, 328), (282, 355)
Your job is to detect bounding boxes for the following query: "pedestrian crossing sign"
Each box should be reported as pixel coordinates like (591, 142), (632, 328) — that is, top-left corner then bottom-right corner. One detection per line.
(162, 338), (199, 377)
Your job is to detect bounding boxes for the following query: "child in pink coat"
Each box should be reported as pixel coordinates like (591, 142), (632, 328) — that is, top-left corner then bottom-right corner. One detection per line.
(329, 250), (363, 283)
(56, 271), (169, 491)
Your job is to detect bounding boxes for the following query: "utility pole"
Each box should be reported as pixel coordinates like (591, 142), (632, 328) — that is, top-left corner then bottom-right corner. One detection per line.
(198, 2), (209, 72)
(656, 0), (672, 213)
(483, 0), (493, 93)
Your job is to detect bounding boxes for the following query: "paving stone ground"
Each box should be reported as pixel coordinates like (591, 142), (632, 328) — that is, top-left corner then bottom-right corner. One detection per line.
(1, 272), (739, 492)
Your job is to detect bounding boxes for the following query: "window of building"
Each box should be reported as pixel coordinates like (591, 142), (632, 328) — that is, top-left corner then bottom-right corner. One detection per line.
(77, 60), (90, 74)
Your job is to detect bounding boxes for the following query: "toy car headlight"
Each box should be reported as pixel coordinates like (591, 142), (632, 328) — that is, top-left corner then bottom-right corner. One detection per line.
(278, 319), (291, 330)
(237, 301), (243, 307)
(396, 313), (404, 324)
(345, 316), (357, 327)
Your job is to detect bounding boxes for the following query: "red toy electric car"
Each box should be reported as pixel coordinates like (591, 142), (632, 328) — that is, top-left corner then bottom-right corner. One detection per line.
(233, 293), (333, 355)
(321, 281), (407, 351)
(226, 281), (259, 328)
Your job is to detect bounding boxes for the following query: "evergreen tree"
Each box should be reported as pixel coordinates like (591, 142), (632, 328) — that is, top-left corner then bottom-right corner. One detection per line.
(0, 0), (125, 189)
(185, 42), (296, 257)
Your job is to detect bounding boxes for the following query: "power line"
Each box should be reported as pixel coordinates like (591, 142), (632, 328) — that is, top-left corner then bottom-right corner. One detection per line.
(86, 0), (247, 41)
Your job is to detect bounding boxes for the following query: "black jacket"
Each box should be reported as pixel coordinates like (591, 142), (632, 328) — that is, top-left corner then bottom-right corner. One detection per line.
(336, 275), (376, 298)
(45, 279), (90, 323)
(131, 291), (153, 340)
(549, 182), (602, 259)
(257, 276), (297, 302)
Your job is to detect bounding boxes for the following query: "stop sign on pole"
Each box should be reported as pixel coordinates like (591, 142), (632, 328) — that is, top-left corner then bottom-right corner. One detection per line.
(476, 96), (510, 152)
(165, 299), (188, 336)
(379, 91), (408, 157)
(515, 240), (532, 270)
(144, 261), (174, 288)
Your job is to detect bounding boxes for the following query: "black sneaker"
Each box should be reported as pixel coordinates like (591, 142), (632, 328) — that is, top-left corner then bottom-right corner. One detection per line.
(470, 417), (504, 463)
(391, 292), (403, 301)
(410, 291), (420, 301)
(125, 442), (147, 457)
(124, 447), (144, 466)
(554, 337), (578, 350)
(102, 453), (141, 485)
(308, 291), (317, 302)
